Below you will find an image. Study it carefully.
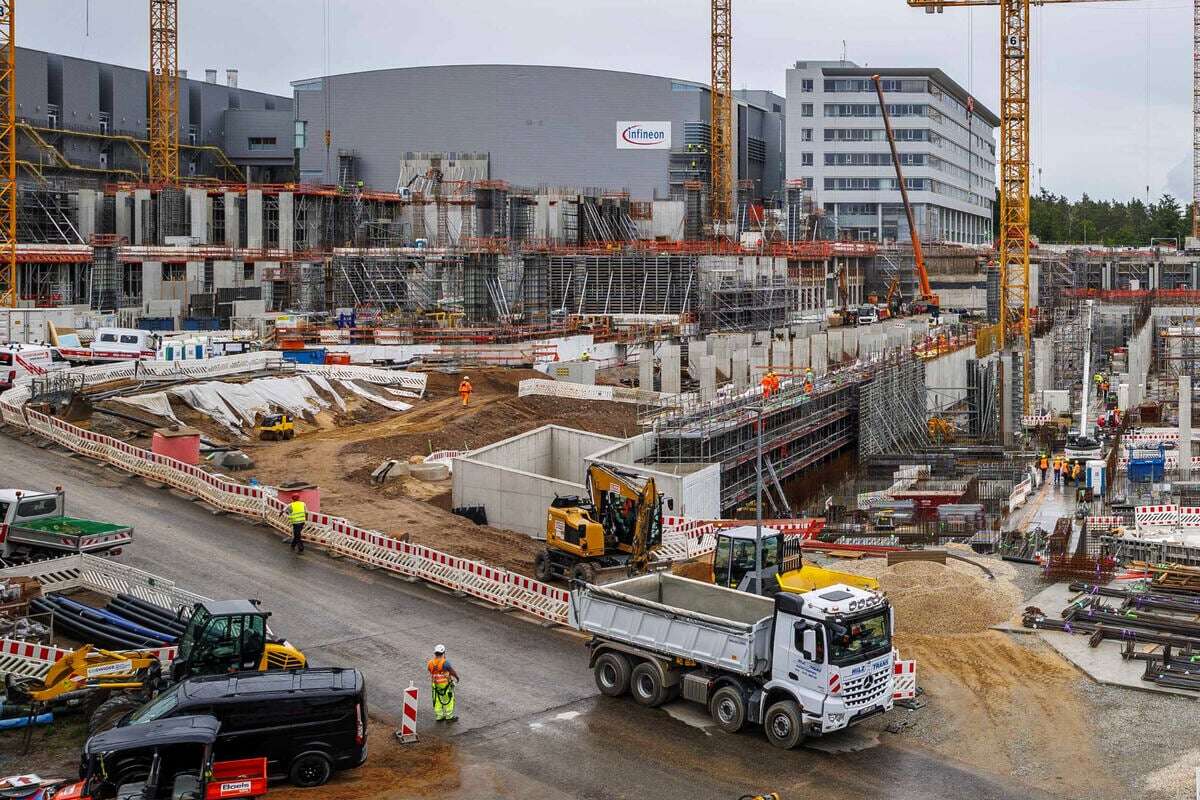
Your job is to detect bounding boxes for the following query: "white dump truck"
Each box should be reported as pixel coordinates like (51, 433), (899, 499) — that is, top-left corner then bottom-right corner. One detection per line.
(569, 572), (896, 749)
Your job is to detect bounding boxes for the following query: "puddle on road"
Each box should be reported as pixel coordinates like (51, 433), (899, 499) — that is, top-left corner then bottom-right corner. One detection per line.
(661, 701), (716, 735)
(804, 728), (881, 753)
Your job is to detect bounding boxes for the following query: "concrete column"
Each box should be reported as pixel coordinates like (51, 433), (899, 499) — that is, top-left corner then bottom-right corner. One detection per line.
(826, 329), (844, 365)
(115, 191), (131, 241)
(749, 344), (768, 387)
(810, 333), (829, 377)
(141, 261), (163, 304)
(278, 192), (294, 252)
(1181, 375), (1193, 480)
(792, 335), (810, 371)
(224, 193), (241, 248)
(76, 189), (97, 241)
(187, 188), (208, 243)
(661, 343), (681, 395)
(1117, 382), (1130, 412)
(732, 349), (749, 392)
(699, 355), (717, 402)
(1033, 336), (1052, 400)
(213, 260), (236, 290)
(712, 336), (730, 381)
(687, 337), (705, 378)
(638, 345), (654, 392)
(246, 189), (263, 249)
(842, 326), (859, 360)
(770, 339), (789, 373)
(133, 189), (151, 245)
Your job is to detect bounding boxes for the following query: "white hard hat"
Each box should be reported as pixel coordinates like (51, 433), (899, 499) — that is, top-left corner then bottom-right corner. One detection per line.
(434, 644), (446, 655)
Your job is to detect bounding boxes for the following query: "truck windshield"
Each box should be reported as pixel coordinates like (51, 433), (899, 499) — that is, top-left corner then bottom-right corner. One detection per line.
(826, 611), (890, 666)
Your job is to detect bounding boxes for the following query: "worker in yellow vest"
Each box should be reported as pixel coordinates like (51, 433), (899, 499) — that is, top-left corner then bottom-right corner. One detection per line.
(288, 498), (307, 554)
(427, 644), (461, 722)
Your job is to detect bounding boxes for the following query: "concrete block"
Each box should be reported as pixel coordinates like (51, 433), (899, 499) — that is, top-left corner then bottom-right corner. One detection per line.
(115, 191), (131, 240)
(224, 193), (240, 248)
(188, 189), (208, 243)
(141, 261), (163, 304)
(279, 192), (294, 252)
(749, 345), (768, 384)
(246, 189), (263, 249)
(809, 334), (829, 377)
(732, 350), (749, 391)
(134, 189), (151, 245)
(826, 329), (844, 364)
(76, 189), (97, 240)
(213, 260), (236, 290)
(841, 326), (859, 360)
(698, 355), (716, 402)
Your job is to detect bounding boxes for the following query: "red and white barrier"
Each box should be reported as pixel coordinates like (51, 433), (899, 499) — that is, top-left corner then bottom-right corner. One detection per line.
(1085, 516), (1124, 528)
(396, 682), (419, 743)
(892, 657), (917, 701)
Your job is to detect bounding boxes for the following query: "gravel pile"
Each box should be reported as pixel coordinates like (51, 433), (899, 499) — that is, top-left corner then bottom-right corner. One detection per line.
(848, 557), (1024, 635)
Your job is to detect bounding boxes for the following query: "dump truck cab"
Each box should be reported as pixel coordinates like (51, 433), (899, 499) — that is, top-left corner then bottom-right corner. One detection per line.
(55, 714), (266, 800)
(170, 600), (304, 684)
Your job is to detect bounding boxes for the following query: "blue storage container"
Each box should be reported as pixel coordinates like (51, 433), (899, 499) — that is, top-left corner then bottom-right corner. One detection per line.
(281, 348), (327, 365)
(183, 317), (221, 331)
(136, 317), (174, 331)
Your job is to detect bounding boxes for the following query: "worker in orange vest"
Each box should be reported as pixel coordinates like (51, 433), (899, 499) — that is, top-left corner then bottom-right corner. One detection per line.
(762, 370), (779, 400)
(1038, 452), (1048, 483)
(1052, 456), (1063, 487)
(458, 375), (473, 407)
(427, 644), (460, 722)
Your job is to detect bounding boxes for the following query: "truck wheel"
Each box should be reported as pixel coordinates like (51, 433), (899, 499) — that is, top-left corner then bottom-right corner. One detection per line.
(763, 700), (805, 750)
(534, 551), (553, 582)
(593, 652), (631, 697)
(89, 693), (143, 736)
(709, 685), (747, 733)
(630, 662), (667, 707)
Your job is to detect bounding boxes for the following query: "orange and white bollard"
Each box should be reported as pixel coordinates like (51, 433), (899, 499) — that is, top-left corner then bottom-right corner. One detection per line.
(395, 681), (419, 743)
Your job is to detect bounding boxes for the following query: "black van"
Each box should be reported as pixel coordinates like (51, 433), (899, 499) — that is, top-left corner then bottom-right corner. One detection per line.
(119, 668), (367, 787)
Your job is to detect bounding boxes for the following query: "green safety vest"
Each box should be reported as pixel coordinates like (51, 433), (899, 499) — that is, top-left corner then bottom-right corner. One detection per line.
(289, 501), (307, 524)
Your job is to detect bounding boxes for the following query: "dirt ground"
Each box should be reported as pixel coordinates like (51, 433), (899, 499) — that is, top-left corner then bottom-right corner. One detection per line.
(234, 369), (638, 576)
(0, 716), (87, 781)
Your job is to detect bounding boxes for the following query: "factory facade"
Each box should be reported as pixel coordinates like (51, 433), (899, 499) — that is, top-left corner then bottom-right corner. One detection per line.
(15, 47), (294, 185)
(291, 65), (785, 205)
(785, 61), (998, 246)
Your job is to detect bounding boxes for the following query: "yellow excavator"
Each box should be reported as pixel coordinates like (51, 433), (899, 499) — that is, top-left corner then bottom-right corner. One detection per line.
(6, 599), (306, 734)
(537, 464), (669, 584)
(704, 526), (879, 595)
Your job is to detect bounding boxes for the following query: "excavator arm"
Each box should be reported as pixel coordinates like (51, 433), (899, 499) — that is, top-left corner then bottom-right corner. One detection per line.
(6, 644), (161, 704)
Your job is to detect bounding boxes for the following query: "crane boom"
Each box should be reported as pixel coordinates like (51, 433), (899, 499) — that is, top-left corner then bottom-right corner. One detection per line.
(871, 74), (936, 308)
(148, 0), (179, 183)
(710, 0), (733, 234)
(0, 0), (14, 308)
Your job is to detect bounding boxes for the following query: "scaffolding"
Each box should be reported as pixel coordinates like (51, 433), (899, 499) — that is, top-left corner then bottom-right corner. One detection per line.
(549, 253), (697, 317)
(155, 187), (185, 243)
(698, 256), (795, 331)
(90, 235), (122, 312)
(857, 356), (928, 458)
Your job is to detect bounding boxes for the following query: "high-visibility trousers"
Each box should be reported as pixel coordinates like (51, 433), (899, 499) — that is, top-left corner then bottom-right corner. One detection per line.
(432, 682), (455, 719)
(460, 392), (471, 407)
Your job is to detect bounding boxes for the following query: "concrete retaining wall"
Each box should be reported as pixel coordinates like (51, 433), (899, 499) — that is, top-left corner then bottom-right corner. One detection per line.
(588, 432), (722, 521)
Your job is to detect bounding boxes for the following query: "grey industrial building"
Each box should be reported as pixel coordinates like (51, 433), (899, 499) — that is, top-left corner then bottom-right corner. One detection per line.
(292, 64), (785, 203)
(14, 47), (294, 184)
(785, 60), (998, 246)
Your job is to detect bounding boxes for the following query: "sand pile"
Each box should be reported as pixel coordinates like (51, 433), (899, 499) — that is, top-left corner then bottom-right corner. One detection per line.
(1142, 749), (1200, 800)
(864, 558), (1023, 635)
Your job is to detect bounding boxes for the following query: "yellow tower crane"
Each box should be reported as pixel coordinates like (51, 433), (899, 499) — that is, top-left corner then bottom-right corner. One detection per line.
(148, 0), (179, 183)
(908, 0), (1128, 417)
(710, 0), (733, 236)
(0, 0), (15, 307)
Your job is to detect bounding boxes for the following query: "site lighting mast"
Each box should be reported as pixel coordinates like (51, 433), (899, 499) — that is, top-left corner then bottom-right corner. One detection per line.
(906, 0), (1130, 417)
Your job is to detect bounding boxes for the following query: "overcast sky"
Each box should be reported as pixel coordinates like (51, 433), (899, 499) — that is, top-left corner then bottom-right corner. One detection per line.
(25, 0), (1193, 203)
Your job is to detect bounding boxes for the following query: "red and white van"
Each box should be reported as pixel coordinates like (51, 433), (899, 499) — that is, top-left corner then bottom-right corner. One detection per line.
(0, 343), (69, 390)
(58, 327), (159, 364)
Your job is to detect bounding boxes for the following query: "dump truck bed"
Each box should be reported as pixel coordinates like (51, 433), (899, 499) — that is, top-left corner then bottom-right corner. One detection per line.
(569, 573), (775, 676)
(7, 516), (133, 553)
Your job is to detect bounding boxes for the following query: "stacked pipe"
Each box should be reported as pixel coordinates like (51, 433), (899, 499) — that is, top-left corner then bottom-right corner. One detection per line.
(29, 594), (181, 651)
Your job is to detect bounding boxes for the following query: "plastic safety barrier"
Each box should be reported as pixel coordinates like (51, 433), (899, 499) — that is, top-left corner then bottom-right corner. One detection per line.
(892, 657), (917, 700)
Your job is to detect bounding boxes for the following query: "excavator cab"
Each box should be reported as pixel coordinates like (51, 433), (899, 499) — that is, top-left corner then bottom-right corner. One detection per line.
(170, 600), (304, 683)
(710, 526), (879, 596)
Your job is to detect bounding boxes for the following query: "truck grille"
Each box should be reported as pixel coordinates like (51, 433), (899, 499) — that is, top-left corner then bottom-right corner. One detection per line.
(842, 668), (889, 708)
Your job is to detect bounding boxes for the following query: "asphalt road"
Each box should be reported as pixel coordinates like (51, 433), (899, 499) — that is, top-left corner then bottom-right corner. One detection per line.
(0, 432), (1062, 800)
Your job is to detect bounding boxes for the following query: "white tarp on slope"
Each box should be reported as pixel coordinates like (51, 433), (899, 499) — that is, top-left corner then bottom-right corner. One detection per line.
(119, 392), (183, 424)
(337, 379), (413, 411)
(305, 374), (346, 412)
(163, 376), (335, 436)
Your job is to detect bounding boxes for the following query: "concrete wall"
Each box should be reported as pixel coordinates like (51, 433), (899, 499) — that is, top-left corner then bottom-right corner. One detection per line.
(924, 345), (973, 412)
(588, 433), (722, 520)
(451, 425), (625, 538)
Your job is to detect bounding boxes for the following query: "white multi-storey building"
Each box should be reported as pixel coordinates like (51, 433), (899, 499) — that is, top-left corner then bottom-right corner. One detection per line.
(785, 61), (998, 246)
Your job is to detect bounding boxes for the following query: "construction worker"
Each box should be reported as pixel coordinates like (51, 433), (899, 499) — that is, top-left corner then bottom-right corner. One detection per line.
(1051, 455), (1062, 487)
(1038, 452), (1049, 483)
(427, 644), (460, 722)
(1071, 460), (1083, 485)
(761, 370), (777, 400)
(287, 497), (306, 554)
(458, 375), (473, 408)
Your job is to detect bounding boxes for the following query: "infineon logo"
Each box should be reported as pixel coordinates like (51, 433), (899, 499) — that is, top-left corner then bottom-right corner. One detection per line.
(616, 121), (671, 150)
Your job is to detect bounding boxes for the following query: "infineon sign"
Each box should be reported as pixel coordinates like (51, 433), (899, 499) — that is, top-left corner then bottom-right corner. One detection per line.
(616, 121), (671, 150)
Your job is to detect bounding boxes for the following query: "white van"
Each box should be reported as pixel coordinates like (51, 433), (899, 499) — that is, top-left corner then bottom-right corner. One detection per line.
(0, 343), (69, 389)
(59, 328), (159, 363)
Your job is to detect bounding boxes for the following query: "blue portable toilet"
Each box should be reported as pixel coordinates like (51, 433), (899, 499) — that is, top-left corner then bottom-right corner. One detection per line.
(1085, 459), (1106, 496)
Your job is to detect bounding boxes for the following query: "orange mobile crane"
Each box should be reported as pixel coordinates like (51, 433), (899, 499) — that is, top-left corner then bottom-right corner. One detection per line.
(872, 74), (939, 317)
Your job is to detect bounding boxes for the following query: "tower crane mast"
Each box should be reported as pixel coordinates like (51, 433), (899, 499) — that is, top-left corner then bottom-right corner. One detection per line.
(148, 0), (179, 183)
